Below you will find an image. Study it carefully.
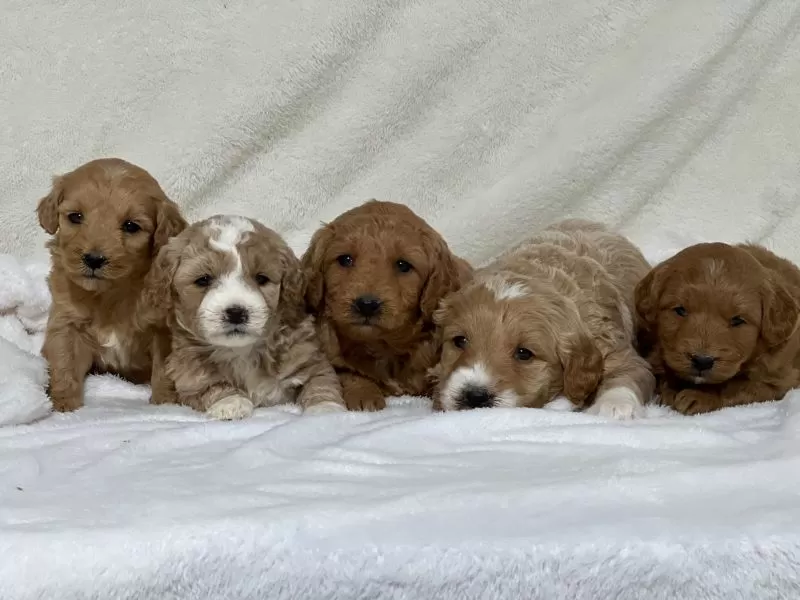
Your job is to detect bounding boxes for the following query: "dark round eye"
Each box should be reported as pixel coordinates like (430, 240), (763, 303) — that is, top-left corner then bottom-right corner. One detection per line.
(67, 212), (83, 225)
(396, 259), (413, 273)
(337, 254), (354, 268)
(452, 335), (468, 349)
(194, 275), (213, 288)
(121, 220), (141, 234)
(673, 306), (687, 317)
(730, 315), (746, 327)
(254, 273), (270, 286)
(514, 347), (534, 361)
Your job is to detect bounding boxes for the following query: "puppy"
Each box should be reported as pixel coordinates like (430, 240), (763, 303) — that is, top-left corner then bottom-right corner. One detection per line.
(431, 220), (654, 419)
(147, 215), (344, 419)
(302, 200), (471, 411)
(635, 242), (800, 415)
(38, 158), (186, 412)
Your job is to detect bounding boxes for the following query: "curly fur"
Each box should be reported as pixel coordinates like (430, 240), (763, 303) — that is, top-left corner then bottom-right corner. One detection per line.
(302, 200), (471, 411)
(38, 158), (186, 412)
(146, 215), (343, 419)
(635, 242), (800, 415)
(431, 220), (655, 419)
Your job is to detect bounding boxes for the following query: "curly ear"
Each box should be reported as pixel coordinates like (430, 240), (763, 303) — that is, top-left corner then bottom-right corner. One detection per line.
(152, 196), (187, 255)
(279, 249), (307, 326)
(36, 176), (64, 234)
(634, 266), (664, 329)
(421, 247), (472, 322)
(301, 225), (334, 313)
(761, 276), (800, 346)
(559, 330), (604, 407)
(141, 235), (185, 322)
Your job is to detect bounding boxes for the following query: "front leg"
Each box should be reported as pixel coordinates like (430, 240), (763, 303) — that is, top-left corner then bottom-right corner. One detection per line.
(339, 372), (386, 412)
(672, 388), (722, 415)
(717, 379), (788, 410)
(42, 323), (93, 412)
(296, 361), (346, 415)
(168, 350), (253, 420)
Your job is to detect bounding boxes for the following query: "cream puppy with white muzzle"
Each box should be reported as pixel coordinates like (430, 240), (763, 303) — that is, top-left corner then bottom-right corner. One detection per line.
(430, 220), (654, 419)
(147, 215), (345, 419)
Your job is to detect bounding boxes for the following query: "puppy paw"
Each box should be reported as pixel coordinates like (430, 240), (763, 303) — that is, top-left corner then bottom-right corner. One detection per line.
(206, 394), (254, 420)
(304, 400), (347, 415)
(587, 387), (643, 420)
(50, 394), (83, 413)
(672, 389), (721, 415)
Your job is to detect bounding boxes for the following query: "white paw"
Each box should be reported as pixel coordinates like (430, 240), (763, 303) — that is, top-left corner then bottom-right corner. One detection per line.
(206, 394), (254, 421)
(304, 400), (347, 415)
(587, 387), (643, 420)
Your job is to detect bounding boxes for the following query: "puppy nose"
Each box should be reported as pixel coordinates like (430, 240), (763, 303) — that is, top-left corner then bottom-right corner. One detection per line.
(353, 295), (383, 317)
(82, 253), (108, 270)
(224, 305), (249, 325)
(459, 386), (495, 409)
(690, 354), (716, 372)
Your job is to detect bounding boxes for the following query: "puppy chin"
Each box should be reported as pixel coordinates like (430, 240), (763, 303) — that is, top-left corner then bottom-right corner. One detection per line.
(203, 328), (262, 348)
(71, 273), (111, 292)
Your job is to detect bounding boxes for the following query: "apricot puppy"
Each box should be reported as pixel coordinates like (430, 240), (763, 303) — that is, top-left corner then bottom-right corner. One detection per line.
(635, 242), (800, 415)
(431, 220), (654, 419)
(302, 200), (471, 411)
(148, 215), (344, 419)
(38, 158), (186, 411)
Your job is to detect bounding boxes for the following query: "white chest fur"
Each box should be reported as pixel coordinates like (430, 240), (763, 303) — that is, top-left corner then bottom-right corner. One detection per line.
(98, 330), (131, 371)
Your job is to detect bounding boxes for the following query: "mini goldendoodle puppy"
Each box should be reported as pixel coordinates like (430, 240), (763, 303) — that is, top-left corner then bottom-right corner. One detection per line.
(147, 215), (344, 419)
(431, 220), (654, 419)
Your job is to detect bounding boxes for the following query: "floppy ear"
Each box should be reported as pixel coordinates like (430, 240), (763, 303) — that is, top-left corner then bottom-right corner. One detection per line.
(142, 235), (186, 318)
(301, 225), (334, 313)
(634, 266), (664, 329)
(421, 247), (472, 322)
(36, 176), (64, 234)
(559, 331), (604, 407)
(152, 197), (187, 255)
(279, 250), (307, 326)
(761, 276), (800, 346)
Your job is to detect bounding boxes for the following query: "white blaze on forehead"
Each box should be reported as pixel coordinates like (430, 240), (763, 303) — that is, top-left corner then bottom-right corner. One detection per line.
(482, 275), (529, 301)
(207, 216), (255, 253)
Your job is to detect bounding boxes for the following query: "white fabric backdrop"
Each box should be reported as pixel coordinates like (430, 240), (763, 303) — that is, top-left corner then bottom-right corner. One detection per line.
(2, 1), (800, 598)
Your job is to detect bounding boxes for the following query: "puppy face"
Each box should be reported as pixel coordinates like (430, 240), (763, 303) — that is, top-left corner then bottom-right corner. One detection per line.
(151, 215), (304, 348)
(636, 243), (796, 384)
(36, 158), (184, 291)
(303, 200), (465, 341)
(432, 275), (602, 411)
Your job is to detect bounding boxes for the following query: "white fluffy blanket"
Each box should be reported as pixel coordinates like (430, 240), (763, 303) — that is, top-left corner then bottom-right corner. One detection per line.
(3, 0), (800, 598)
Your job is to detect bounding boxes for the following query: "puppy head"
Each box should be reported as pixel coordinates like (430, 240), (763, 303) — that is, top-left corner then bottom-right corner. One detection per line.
(635, 243), (798, 384)
(302, 200), (468, 343)
(431, 273), (603, 411)
(36, 158), (185, 292)
(150, 215), (304, 348)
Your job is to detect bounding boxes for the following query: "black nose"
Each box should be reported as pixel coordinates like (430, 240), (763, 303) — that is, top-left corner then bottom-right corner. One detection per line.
(459, 386), (495, 409)
(353, 295), (383, 317)
(82, 253), (108, 271)
(224, 305), (249, 325)
(690, 354), (716, 372)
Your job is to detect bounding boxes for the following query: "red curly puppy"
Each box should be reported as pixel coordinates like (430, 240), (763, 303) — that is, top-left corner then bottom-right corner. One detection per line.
(635, 242), (800, 415)
(302, 200), (471, 411)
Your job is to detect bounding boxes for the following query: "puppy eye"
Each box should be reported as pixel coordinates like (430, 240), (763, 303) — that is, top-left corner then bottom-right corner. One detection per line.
(673, 306), (688, 317)
(121, 220), (141, 234)
(514, 347), (534, 361)
(396, 259), (413, 273)
(67, 212), (83, 225)
(730, 315), (746, 327)
(337, 254), (354, 268)
(452, 335), (468, 349)
(254, 273), (270, 286)
(194, 275), (213, 288)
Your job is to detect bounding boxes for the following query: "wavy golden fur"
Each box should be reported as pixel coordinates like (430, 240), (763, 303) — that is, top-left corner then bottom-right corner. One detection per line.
(431, 220), (654, 419)
(302, 200), (471, 411)
(38, 158), (186, 411)
(635, 242), (800, 415)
